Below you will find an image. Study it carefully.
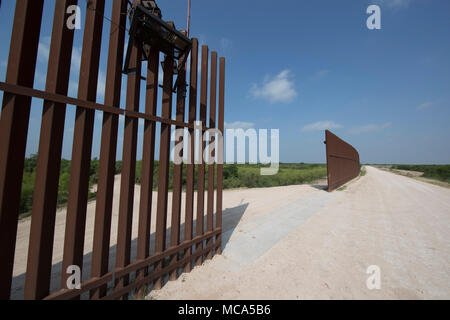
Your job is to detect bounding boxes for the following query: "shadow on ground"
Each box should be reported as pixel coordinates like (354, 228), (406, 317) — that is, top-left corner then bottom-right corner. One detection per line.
(11, 202), (248, 300)
(310, 184), (328, 191)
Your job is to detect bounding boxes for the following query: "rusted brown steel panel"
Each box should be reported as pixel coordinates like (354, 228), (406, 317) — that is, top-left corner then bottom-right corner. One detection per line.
(0, 81), (197, 128)
(102, 241), (221, 300)
(114, 44), (142, 298)
(154, 52), (174, 290)
(0, 0), (225, 299)
(0, 0), (44, 300)
(136, 47), (159, 286)
(195, 45), (209, 267)
(44, 229), (221, 300)
(24, 0), (78, 300)
(169, 52), (187, 281)
(90, 0), (127, 299)
(114, 229), (221, 280)
(216, 57), (226, 254)
(206, 51), (218, 260)
(184, 38), (198, 273)
(61, 0), (106, 295)
(325, 130), (360, 192)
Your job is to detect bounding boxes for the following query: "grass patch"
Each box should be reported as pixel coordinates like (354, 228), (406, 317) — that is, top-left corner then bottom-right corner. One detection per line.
(360, 166), (367, 177)
(19, 156), (327, 218)
(19, 155), (99, 218)
(223, 163), (327, 189)
(374, 164), (450, 189)
(413, 177), (450, 189)
(390, 164), (450, 183)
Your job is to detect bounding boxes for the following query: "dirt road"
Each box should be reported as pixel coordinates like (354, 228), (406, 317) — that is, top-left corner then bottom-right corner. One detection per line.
(148, 166), (450, 300)
(11, 166), (450, 299)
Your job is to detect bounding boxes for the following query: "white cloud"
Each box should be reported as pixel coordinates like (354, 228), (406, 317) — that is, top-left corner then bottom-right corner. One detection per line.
(34, 41), (106, 100)
(68, 80), (78, 97)
(68, 71), (106, 99)
(302, 121), (342, 132)
(71, 46), (82, 70)
(349, 122), (391, 134)
(36, 36), (52, 64)
(97, 70), (106, 98)
(250, 69), (297, 104)
(158, 65), (163, 85)
(225, 121), (255, 129)
(37, 42), (50, 63)
(68, 45), (105, 99)
(417, 101), (433, 110)
(37, 39), (80, 68)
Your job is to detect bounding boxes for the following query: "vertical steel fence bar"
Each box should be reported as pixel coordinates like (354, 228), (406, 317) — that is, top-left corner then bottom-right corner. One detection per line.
(183, 38), (198, 273)
(154, 52), (174, 289)
(0, 0), (44, 300)
(169, 55), (187, 281)
(136, 47), (159, 286)
(115, 44), (142, 298)
(206, 51), (217, 260)
(24, 0), (77, 300)
(90, 0), (127, 299)
(216, 57), (225, 254)
(61, 0), (106, 295)
(195, 45), (209, 266)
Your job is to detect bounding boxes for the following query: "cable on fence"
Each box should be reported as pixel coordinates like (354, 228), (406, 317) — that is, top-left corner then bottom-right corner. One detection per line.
(84, 0), (131, 33)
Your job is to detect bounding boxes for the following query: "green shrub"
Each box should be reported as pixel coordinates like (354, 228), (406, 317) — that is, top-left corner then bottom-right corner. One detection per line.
(391, 164), (450, 183)
(20, 155), (102, 215)
(19, 157), (327, 216)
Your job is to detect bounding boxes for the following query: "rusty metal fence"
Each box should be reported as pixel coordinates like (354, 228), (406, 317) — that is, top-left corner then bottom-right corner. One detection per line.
(325, 130), (360, 191)
(0, 0), (225, 300)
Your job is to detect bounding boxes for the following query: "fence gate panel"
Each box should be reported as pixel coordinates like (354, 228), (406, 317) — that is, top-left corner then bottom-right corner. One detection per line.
(325, 130), (360, 192)
(0, 0), (225, 300)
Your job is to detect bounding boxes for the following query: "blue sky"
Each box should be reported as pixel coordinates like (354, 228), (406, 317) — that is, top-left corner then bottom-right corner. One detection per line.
(1, 0), (450, 164)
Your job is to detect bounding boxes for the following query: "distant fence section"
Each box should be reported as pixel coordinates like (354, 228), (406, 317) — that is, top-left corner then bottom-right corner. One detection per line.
(0, 0), (225, 300)
(325, 130), (360, 191)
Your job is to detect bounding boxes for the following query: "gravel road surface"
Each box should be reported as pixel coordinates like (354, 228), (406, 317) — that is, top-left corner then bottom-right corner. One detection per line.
(11, 166), (450, 299)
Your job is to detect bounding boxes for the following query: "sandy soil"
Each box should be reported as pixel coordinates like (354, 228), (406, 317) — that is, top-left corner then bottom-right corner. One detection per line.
(11, 174), (323, 299)
(11, 166), (450, 299)
(381, 167), (450, 189)
(147, 166), (450, 300)
(392, 169), (424, 177)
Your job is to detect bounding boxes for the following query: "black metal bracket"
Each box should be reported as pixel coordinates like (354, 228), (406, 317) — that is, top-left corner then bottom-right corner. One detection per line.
(122, 3), (192, 93)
